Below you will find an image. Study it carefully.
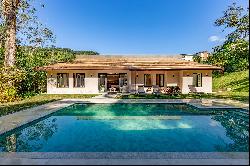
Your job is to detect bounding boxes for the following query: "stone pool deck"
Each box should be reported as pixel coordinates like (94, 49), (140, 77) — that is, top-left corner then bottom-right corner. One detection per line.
(0, 152), (249, 165)
(0, 98), (249, 165)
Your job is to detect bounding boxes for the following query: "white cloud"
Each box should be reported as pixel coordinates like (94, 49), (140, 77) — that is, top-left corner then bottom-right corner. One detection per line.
(208, 35), (225, 42)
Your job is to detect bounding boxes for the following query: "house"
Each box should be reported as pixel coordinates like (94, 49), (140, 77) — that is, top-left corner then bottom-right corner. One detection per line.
(37, 55), (221, 94)
(181, 54), (195, 61)
(181, 51), (210, 61)
(195, 51), (210, 61)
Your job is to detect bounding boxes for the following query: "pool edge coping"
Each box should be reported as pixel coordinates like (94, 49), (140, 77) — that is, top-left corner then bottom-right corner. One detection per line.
(0, 152), (248, 159)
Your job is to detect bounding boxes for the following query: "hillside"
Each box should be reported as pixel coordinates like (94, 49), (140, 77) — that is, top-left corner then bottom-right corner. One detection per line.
(212, 70), (249, 103)
(213, 70), (249, 92)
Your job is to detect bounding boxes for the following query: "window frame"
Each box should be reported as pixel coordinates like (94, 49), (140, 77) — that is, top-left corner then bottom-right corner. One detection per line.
(156, 74), (165, 87)
(144, 74), (152, 87)
(57, 73), (69, 88)
(73, 73), (85, 88)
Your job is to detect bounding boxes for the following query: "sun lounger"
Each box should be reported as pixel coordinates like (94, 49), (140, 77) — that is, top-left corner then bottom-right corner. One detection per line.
(138, 86), (145, 94)
(152, 85), (160, 94)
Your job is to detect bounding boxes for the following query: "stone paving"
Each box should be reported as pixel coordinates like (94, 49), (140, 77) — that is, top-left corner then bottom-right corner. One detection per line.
(0, 152), (249, 165)
(0, 100), (75, 135)
(0, 158), (248, 165)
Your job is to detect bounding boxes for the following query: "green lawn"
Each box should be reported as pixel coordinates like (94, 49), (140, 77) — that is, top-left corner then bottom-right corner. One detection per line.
(0, 94), (98, 117)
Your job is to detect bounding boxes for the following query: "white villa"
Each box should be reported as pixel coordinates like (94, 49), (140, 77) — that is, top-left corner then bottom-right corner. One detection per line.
(37, 55), (221, 94)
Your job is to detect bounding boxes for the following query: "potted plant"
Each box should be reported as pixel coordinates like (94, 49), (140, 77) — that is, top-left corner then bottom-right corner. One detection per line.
(99, 85), (105, 92)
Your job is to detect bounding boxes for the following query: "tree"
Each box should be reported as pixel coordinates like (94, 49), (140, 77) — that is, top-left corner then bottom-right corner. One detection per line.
(208, 2), (249, 72)
(214, 3), (249, 42)
(1, 0), (19, 67)
(0, 0), (55, 67)
(193, 55), (202, 63)
(74, 50), (100, 55)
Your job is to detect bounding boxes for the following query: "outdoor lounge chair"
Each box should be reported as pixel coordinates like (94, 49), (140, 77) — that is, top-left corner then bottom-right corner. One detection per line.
(145, 87), (153, 94)
(108, 87), (117, 94)
(137, 86), (145, 94)
(152, 85), (160, 94)
(121, 85), (129, 93)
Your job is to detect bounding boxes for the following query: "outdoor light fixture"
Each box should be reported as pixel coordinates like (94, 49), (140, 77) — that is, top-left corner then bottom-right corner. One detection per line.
(173, 75), (175, 77)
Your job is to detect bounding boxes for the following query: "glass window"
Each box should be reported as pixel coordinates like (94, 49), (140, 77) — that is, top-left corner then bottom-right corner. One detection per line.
(156, 74), (164, 87)
(193, 73), (202, 87)
(73, 73), (85, 87)
(57, 73), (69, 88)
(144, 74), (152, 87)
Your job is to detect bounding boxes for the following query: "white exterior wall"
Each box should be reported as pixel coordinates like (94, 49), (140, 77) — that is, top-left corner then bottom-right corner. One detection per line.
(46, 69), (213, 94)
(130, 70), (167, 91)
(47, 70), (130, 94)
(181, 70), (212, 94)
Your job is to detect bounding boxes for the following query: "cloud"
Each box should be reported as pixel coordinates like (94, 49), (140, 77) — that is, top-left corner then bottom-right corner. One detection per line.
(208, 35), (225, 42)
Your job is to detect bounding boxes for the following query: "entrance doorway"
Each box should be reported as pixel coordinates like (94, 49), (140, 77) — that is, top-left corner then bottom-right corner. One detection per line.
(98, 73), (128, 93)
(107, 74), (119, 90)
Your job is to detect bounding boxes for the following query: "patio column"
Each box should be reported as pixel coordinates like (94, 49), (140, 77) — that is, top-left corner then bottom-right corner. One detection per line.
(69, 72), (74, 88)
(179, 70), (183, 92)
(164, 71), (168, 87)
(127, 70), (132, 91)
(152, 73), (156, 85)
(135, 70), (137, 92)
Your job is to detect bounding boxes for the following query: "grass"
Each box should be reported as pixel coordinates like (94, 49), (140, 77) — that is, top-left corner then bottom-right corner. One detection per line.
(212, 70), (249, 103)
(213, 70), (249, 92)
(0, 94), (98, 117)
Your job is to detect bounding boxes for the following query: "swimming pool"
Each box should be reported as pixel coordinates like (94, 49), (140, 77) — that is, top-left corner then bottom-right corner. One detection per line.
(0, 103), (248, 152)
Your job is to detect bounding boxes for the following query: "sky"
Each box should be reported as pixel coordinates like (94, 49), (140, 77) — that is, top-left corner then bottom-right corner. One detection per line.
(36, 0), (248, 55)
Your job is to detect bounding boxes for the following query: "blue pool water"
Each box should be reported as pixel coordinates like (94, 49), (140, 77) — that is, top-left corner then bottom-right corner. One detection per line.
(0, 103), (248, 152)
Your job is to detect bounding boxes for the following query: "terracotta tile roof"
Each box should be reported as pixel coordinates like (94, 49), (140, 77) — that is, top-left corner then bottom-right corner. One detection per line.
(36, 55), (221, 71)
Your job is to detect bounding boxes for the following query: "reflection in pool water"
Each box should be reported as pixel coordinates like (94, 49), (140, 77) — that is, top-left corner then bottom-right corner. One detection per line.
(0, 103), (248, 152)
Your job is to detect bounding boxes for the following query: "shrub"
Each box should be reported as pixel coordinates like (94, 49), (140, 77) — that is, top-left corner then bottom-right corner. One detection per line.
(173, 86), (181, 95)
(15, 47), (76, 95)
(164, 86), (181, 96)
(0, 67), (25, 102)
(0, 46), (77, 103)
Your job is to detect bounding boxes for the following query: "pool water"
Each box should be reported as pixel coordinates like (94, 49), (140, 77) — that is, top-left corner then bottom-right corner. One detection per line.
(0, 103), (248, 152)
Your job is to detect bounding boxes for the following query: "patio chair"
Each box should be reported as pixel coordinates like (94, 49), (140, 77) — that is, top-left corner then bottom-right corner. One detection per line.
(121, 85), (129, 93)
(152, 85), (160, 94)
(145, 87), (153, 94)
(137, 86), (145, 94)
(108, 87), (117, 94)
(188, 85), (197, 93)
